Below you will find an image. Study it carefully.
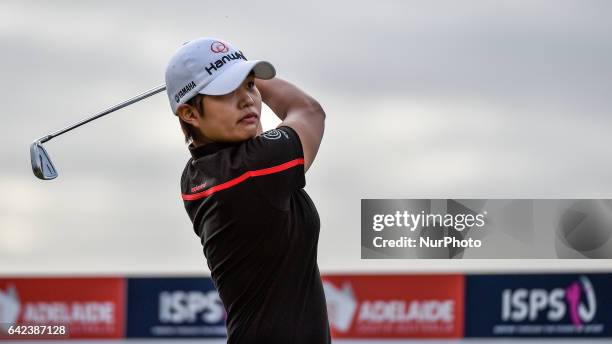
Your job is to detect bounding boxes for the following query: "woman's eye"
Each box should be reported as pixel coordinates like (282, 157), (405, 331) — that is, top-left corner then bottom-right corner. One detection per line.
(247, 81), (255, 89)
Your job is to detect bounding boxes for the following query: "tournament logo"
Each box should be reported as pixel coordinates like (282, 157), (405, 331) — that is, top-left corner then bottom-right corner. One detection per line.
(126, 277), (226, 338)
(465, 274), (611, 337)
(210, 41), (229, 53)
(0, 278), (125, 338)
(322, 275), (464, 338)
(0, 285), (20, 331)
(501, 276), (596, 327)
(323, 282), (357, 333)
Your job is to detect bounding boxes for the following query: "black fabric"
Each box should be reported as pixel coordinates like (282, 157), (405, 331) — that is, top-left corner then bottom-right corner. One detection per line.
(180, 126), (330, 344)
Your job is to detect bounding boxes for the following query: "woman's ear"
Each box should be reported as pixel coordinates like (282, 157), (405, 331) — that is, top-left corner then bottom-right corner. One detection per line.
(176, 103), (199, 127)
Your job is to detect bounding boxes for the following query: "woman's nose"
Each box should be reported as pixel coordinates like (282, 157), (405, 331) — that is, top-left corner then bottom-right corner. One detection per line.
(238, 89), (255, 107)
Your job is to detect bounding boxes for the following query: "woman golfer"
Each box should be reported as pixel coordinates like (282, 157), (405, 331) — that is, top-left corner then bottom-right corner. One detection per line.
(165, 37), (329, 343)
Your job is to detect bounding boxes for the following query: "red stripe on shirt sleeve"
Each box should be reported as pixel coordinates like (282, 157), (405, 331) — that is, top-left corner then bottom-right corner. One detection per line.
(181, 158), (304, 201)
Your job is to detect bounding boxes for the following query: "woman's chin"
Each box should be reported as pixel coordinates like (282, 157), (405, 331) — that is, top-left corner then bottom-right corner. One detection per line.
(239, 126), (260, 139)
(225, 129), (258, 142)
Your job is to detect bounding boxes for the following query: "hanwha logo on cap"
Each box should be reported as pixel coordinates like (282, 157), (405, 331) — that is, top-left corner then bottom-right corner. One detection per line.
(210, 41), (229, 53)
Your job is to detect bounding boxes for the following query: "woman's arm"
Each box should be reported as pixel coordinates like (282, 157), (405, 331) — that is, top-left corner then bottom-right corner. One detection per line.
(256, 78), (325, 172)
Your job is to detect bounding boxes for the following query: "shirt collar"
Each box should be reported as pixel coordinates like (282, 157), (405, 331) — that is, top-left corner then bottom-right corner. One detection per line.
(188, 141), (240, 159)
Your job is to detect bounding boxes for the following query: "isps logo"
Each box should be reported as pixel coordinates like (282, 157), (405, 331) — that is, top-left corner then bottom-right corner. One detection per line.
(158, 290), (225, 324)
(501, 276), (596, 326)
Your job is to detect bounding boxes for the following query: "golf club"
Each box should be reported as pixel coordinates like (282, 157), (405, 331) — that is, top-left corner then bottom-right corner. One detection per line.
(30, 84), (167, 180)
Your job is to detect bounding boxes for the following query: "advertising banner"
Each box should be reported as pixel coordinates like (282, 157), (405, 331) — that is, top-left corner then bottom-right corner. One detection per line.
(0, 277), (125, 339)
(126, 277), (226, 338)
(322, 274), (464, 338)
(465, 273), (612, 337)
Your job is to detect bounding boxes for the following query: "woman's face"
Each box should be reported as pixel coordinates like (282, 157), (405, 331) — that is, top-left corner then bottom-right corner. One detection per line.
(189, 74), (262, 144)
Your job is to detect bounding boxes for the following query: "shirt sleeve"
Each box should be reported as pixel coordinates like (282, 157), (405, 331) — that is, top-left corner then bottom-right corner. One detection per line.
(241, 126), (306, 209)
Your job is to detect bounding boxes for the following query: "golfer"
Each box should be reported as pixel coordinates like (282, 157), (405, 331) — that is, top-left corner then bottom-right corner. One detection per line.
(165, 37), (329, 343)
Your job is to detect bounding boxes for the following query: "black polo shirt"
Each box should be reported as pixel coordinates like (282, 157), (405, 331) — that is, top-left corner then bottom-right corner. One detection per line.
(180, 126), (330, 344)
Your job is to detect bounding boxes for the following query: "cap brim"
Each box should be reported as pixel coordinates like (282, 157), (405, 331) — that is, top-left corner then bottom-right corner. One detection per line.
(199, 60), (275, 96)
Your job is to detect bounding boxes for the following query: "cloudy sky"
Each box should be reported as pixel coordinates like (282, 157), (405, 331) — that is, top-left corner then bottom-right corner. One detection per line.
(1, 0), (611, 275)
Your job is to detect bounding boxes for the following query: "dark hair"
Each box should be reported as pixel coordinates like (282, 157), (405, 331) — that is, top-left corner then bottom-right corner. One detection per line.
(179, 94), (205, 145)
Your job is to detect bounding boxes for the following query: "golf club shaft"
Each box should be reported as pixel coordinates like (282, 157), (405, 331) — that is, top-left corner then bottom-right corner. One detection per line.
(38, 84), (167, 144)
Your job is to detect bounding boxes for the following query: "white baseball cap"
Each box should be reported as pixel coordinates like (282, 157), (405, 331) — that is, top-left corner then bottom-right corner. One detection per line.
(165, 37), (276, 114)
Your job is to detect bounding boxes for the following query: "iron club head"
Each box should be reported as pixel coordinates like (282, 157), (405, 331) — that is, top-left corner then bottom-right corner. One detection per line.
(30, 141), (58, 180)
(28, 84), (166, 181)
